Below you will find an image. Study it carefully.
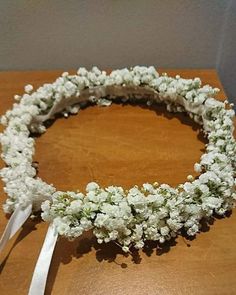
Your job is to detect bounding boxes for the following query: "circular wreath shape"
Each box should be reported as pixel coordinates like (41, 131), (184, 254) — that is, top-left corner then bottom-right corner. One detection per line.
(0, 66), (235, 252)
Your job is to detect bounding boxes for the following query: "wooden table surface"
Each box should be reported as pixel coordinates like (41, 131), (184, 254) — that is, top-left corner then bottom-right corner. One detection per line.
(0, 69), (235, 295)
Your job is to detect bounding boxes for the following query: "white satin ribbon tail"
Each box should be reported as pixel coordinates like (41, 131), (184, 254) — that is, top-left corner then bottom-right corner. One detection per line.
(28, 223), (58, 295)
(0, 204), (32, 253)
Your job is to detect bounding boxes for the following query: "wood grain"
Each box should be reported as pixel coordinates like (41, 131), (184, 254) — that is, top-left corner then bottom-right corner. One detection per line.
(0, 69), (235, 295)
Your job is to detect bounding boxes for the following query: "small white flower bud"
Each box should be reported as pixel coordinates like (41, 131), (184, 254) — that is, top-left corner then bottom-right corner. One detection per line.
(122, 246), (129, 252)
(14, 94), (21, 101)
(86, 182), (99, 192)
(62, 72), (69, 77)
(159, 236), (165, 243)
(194, 163), (202, 173)
(187, 175), (194, 182)
(24, 84), (33, 93)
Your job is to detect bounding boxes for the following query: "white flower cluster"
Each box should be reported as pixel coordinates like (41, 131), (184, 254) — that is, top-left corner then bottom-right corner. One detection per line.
(0, 66), (235, 251)
(42, 176), (235, 252)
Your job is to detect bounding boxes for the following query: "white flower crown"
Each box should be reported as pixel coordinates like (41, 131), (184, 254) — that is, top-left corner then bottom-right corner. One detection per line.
(1, 66), (235, 252)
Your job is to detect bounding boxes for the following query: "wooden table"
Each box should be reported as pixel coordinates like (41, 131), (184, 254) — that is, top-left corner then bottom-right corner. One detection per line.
(0, 70), (235, 295)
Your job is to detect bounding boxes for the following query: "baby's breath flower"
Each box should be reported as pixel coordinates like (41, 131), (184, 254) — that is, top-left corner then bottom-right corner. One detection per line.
(24, 84), (33, 93)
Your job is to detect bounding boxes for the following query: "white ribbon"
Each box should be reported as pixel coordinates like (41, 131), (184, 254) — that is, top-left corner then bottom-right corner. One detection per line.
(0, 204), (32, 253)
(28, 223), (58, 295)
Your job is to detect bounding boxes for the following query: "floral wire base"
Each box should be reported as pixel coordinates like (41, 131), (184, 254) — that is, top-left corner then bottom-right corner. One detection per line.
(0, 66), (236, 252)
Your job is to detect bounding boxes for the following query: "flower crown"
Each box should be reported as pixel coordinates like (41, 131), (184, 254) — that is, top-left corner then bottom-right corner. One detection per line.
(0, 66), (235, 294)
